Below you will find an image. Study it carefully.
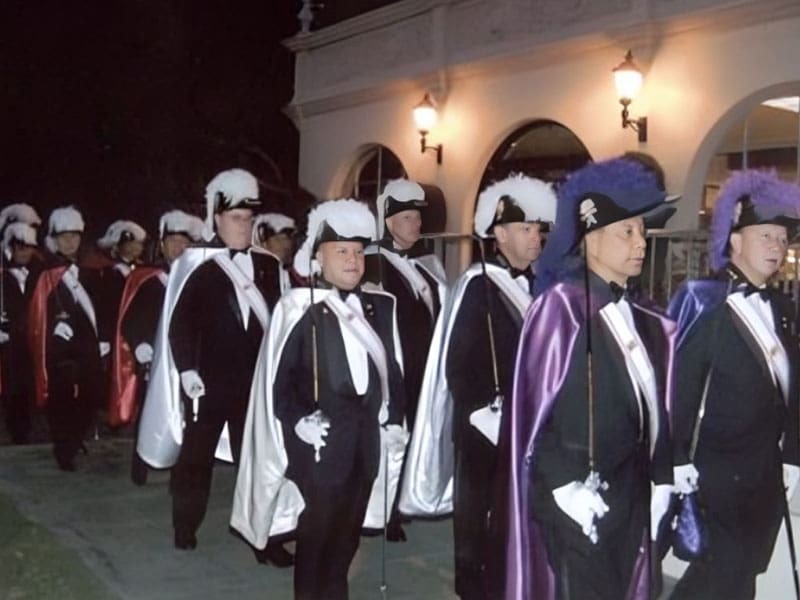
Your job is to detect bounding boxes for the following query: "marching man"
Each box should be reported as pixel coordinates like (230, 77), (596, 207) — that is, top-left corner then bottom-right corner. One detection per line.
(29, 206), (106, 470)
(137, 169), (283, 555)
(232, 198), (407, 599)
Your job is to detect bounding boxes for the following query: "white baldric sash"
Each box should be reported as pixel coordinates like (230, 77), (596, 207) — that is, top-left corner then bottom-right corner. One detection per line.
(599, 302), (660, 456)
(323, 294), (391, 423)
(61, 266), (97, 334)
(379, 247), (436, 318)
(213, 253), (270, 330)
(485, 266), (532, 318)
(726, 292), (790, 401)
(114, 262), (133, 278)
(10, 267), (27, 294)
(157, 271), (168, 287)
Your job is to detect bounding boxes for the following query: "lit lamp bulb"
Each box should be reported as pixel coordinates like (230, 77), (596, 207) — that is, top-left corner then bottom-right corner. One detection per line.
(413, 93), (438, 134)
(413, 93), (443, 164)
(611, 50), (648, 142)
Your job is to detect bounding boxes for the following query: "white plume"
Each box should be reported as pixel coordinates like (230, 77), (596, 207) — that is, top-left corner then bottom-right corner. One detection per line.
(97, 220), (147, 249)
(252, 212), (296, 245)
(0, 203), (41, 229)
(376, 179), (425, 238)
(473, 174), (557, 238)
(159, 210), (204, 241)
(203, 168), (259, 241)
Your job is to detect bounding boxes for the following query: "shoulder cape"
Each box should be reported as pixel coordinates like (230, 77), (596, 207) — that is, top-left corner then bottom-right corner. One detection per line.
(107, 266), (164, 427)
(506, 281), (676, 600)
(27, 265), (68, 408)
(667, 279), (728, 348)
(398, 263), (529, 516)
(136, 246), (232, 468)
(231, 287), (407, 549)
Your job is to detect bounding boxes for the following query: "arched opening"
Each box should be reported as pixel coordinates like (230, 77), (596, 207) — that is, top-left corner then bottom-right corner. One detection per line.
(341, 144), (407, 212)
(472, 120), (592, 261)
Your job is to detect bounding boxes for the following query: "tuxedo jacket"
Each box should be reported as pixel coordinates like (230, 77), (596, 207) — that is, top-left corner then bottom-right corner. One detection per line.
(672, 280), (800, 508)
(1, 265), (36, 394)
(531, 275), (673, 532)
(38, 257), (103, 374)
(446, 259), (527, 446)
(273, 289), (405, 489)
(121, 274), (165, 354)
(364, 243), (442, 423)
(168, 250), (281, 407)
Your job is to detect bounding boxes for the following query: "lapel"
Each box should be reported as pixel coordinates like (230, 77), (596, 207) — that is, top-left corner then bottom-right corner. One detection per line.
(727, 303), (780, 394)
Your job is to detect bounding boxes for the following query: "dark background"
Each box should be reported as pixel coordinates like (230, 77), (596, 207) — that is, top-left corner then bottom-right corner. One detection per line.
(1, 0), (303, 240)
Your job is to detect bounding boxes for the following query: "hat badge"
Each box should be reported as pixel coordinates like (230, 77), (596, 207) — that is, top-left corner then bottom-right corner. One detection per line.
(580, 198), (598, 229)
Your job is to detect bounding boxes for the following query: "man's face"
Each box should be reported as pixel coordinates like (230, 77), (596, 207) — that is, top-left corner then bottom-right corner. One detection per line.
(55, 231), (81, 258)
(263, 232), (293, 265)
(385, 209), (422, 250)
(11, 243), (35, 266)
(316, 240), (365, 291)
(117, 239), (144, 262)
(494, 221), (545, 269)
(585, 217), (647, 286)
(215, 208), (254, 250)
(730, 223), (789, 286)
(161, 233), (192, 264)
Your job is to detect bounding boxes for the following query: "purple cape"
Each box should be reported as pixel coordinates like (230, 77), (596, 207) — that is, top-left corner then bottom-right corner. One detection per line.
(667, 279), (728, 349)
(506, 280), (677, 599)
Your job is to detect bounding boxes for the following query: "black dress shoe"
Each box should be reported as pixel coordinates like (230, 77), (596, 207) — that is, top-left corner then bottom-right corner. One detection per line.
(386, 520), (407, 542)
(254, 543), (294, 568)
(130, 457), (148, 486)
(174, 530), (197, 550)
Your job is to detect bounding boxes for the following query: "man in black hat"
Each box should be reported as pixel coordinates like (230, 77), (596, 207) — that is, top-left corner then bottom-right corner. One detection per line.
(232, 198), (406, 599)
(108, 210), (203, 485)
(668, 169), (800, 599)
(138, 169), (284, 555)
(364, 178), (447, 540)
(0, 222), (39, 443)
(445, 174), (556, 599)
(29, 206), (105, 471)
(506, 158), (675, 599)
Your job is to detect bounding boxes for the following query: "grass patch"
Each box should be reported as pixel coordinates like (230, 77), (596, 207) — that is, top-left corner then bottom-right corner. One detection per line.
(0, 494), (114, 600)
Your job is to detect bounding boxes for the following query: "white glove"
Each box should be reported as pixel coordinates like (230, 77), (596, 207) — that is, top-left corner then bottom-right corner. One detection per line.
(99, 341), (111, 357)
(650, 484), (674, 541)
(0, 331), (9, 344)
(673, 463), (699, 494)
(54, 322), (74, 341)
(295, 410), (330, 463)
(134, 343), (153, 364)
(784, 464), (800, 501)
(552, 481), (609, 543)
(381, 424), (408, 453)
(179, 370), (205, 399)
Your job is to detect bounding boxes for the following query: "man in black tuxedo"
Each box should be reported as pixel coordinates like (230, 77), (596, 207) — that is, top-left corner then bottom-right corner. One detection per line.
(273, 198), (406, 599)
(29, 206), (105, 471)
(669, 170), (800, 599)
(167, 169), (283, 553)
(0, 222), (39, 443)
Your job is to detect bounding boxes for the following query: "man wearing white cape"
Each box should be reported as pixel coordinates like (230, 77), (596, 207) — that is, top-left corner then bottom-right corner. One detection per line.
(136, 168), (282, 553)
(231, 198), (407, 600)
(397, 174), (557, 599)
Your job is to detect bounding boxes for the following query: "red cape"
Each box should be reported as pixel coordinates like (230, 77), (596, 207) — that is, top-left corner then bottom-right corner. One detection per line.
(27, 265), (68, 409)
(107, 266), (163, 427)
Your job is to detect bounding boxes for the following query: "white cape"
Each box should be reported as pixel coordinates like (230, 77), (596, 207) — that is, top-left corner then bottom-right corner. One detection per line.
(136, 246), (233, 468)
(231, 287), (408, 549)
(398, 263), (530, 516)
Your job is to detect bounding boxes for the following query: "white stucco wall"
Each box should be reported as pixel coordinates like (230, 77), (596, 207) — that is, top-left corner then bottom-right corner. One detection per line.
(289, 2), (800, 272)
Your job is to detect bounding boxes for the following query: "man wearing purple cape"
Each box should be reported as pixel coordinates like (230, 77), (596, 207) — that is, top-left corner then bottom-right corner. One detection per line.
(667, 170), (800, 599)
(506, 158), (676, 599)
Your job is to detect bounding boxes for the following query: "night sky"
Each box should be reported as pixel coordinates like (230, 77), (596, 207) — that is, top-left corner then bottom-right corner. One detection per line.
(2, 1), (301, 239)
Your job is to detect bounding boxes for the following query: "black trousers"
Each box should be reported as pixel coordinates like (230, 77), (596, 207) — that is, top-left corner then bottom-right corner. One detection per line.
(539, 486), (648, 600)
(294, 465), (372, 600)
(453, 428), (502, 600)
(46, 358), (98, 465)
(670, 476), (784, 600)
(170, 396), (246, 537)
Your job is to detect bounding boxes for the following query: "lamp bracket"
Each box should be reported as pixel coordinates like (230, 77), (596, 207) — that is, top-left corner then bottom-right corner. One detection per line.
(620, 100), (648, 143)
(419, 131), (443, 165)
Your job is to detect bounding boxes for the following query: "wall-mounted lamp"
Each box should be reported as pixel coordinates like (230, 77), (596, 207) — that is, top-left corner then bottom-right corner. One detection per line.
(612, 50), (648, 143)
(413, 93), (443, 164)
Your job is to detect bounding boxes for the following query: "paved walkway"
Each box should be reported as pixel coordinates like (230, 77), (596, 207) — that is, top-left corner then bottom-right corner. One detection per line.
(0, 439), (456, 600)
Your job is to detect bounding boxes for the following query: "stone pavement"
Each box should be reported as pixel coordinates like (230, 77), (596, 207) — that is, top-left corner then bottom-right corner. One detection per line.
(0, 439), (456, 600)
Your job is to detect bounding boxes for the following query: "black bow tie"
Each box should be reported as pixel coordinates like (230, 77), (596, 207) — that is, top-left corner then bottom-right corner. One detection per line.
(609, 281), (628, 302)
(743, 284), (773, 301)
(229, 248), (249, 259)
